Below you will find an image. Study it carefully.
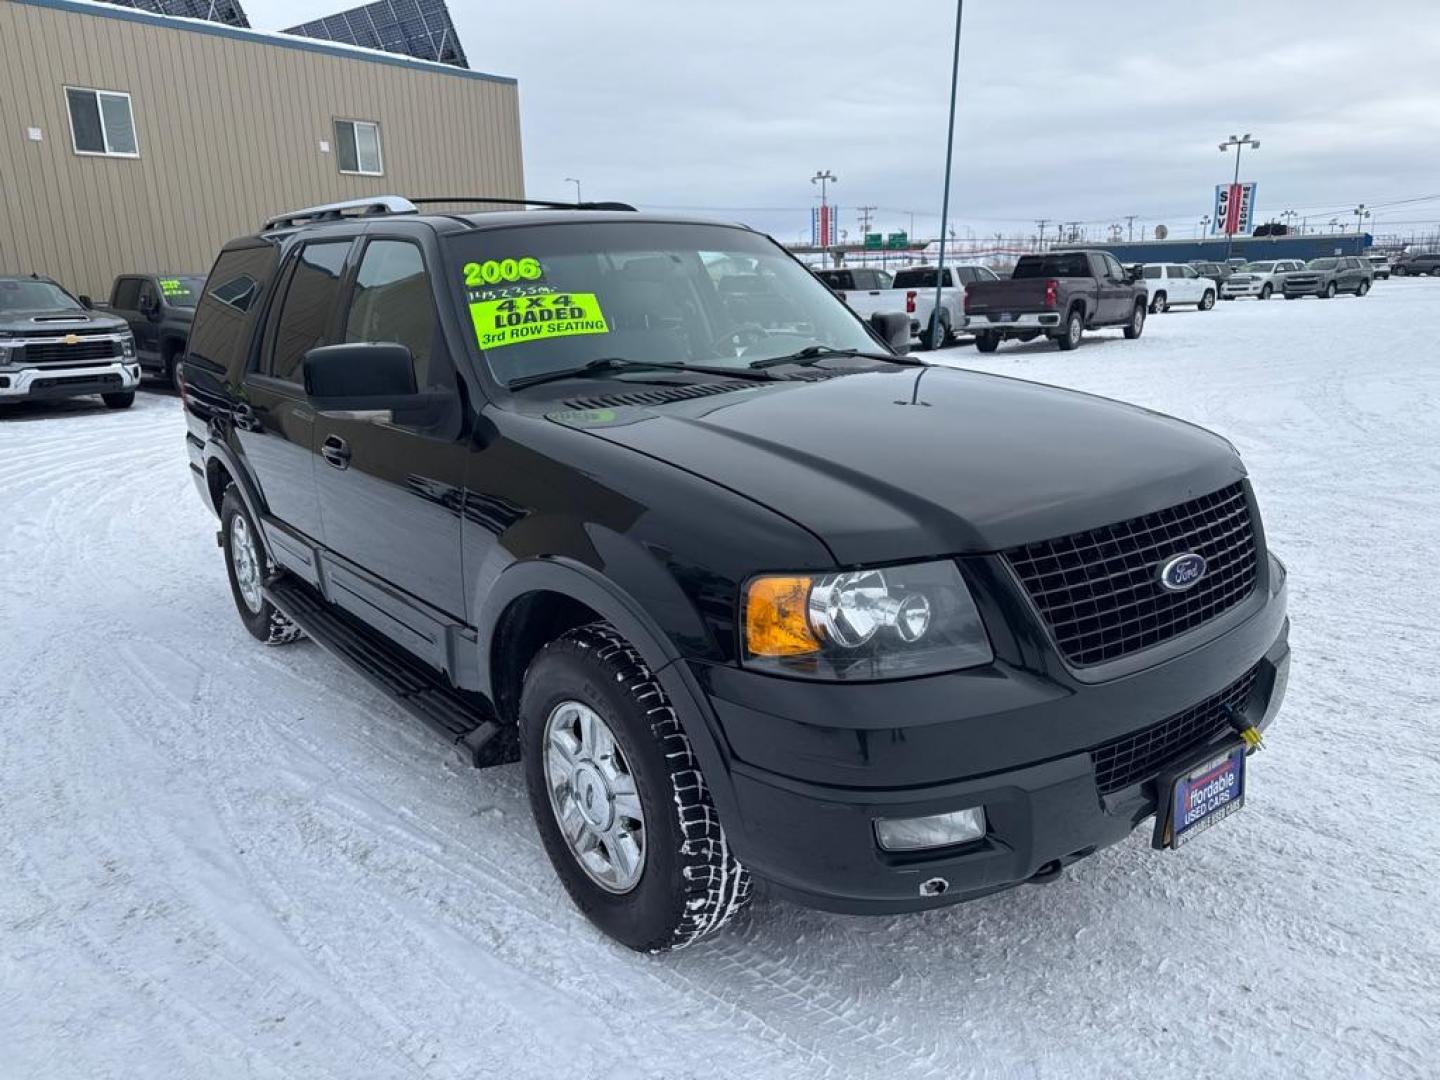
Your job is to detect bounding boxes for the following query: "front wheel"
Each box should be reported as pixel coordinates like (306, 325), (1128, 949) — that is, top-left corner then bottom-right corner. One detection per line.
(521, 623), (751, 952)
(1055, 309), (1083, 351)
(1323, 282), (1337, 298)
(1199, 290), (1216, 311)
(102, 391), (134, 409)
(1260, 284), (1273, 299)
(1123, 302), (1146, 339)
(220, 485), (304, 646)
(1357, 280), (1371, 296)
(1394, 266), (1407, 276)
(974, 332), (1001, 353)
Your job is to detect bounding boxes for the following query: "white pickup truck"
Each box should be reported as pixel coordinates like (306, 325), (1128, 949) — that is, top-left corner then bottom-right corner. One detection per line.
(813, 267), (894, 320)
(886, 264), (1004, 347)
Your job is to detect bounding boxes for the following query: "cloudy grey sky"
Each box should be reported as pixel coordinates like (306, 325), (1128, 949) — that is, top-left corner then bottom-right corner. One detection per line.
(246, 0), (1440, 244)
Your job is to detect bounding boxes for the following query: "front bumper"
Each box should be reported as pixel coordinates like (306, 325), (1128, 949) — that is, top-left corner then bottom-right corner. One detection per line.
(1222, 280), (1266, 296)
(0, 360), (140, 400)
(694, 565), (1290, 914)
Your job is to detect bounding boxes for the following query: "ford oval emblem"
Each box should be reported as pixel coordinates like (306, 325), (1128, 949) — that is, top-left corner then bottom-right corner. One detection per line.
(1159, 553), (1208, 592)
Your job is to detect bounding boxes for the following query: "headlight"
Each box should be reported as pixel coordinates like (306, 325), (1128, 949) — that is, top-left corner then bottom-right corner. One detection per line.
(743, 560), (992, 680)
(0, 343), (13, 365)
(121, 333), (136, 358)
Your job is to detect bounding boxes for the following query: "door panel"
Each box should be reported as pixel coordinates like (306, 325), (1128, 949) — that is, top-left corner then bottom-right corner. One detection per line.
(314, 237), (466, 621)
(234, 377), (321, 539)
(134, 279), (162, 365)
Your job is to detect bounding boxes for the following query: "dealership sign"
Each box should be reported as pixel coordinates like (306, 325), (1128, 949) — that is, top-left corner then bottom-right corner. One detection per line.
(812, 204), (839, 247)
(1213, 183), (1257, 236)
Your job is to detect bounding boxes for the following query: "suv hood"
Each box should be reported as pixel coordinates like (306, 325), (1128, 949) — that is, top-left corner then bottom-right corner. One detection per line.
(0, 309), (128, 333)
(550, 367), (1244, 563)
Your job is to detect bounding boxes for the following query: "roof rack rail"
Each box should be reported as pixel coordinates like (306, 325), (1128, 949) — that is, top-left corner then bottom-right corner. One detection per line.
(263, 196), (418, 231)
(409, 196), (637, 212)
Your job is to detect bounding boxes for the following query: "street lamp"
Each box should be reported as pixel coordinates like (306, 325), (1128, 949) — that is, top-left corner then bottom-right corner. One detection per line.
(1352, 203), (1370, 254)
(810, 169), (837, 204)
(1199, 214), (1211, 238)
(564, 177), (582, 204)
(1217, 133), (1259, 260)
(1281, 209), (1298, 233)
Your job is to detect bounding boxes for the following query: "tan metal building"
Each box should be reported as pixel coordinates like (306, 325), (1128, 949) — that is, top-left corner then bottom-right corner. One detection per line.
(0, 0), (524, 297)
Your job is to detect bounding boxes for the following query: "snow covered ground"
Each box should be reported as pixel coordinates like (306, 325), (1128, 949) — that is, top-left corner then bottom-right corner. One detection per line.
(3, 280), (1438, 1079)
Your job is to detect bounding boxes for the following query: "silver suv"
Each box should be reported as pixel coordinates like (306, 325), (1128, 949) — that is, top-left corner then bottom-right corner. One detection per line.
(1282, 256), (1373, 299)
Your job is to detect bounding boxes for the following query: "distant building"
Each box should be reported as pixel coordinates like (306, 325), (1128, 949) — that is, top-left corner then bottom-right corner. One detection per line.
(0, 0), (522, 296)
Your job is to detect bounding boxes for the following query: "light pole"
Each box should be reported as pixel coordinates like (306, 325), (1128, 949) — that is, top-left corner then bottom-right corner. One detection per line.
(1199, 215), (1211, 239)
(1281, 209), (1298, 233)
(927, 0), (965, 350)
(1217, 133), (1259, 261)
(1352, 203), (1370, 254)
(564, 177), (582, 204)
(811, 170), (837, 265)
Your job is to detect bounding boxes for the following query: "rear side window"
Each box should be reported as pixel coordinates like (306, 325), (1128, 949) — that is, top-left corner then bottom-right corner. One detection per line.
(112, 277), (141, 309)
(342, 240), (447, 390)
(891, 268), (938, 289)
(266, 242), (350, 383)
(187, 245), (279, 378)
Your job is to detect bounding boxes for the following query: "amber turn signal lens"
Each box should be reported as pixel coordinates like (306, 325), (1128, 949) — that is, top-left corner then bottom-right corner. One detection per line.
(744, 576), (820, 657)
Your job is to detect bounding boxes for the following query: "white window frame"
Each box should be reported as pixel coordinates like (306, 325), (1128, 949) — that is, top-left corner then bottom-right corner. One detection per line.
(64, 86), (140, 159)
(335, 118), (384, 177)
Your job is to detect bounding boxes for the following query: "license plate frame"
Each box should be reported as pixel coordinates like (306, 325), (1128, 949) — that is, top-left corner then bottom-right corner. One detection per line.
(1152, 742), (1246, 850)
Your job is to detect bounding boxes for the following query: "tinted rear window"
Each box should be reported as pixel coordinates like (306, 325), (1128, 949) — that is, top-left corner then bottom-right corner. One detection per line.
(1012, 253), (1091, 278)
(1142, 266), (1162, 279)
(187, 245), (278, 377)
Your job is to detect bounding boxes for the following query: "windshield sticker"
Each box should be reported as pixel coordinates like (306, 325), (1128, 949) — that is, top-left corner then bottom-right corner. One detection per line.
(159, 278), (191, 297)
(470, 292), (609, 351)
(463, 257), (543, 287)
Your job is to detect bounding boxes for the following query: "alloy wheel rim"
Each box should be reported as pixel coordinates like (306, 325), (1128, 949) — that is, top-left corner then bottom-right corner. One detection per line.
(1069, 317), (1081, 344)
(230, 515), (263, 613)
(543, 700), (646, 894)
(1133, 306), (1144, 332)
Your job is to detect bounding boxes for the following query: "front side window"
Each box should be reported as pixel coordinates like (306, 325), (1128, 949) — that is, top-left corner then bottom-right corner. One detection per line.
(447, 221), (879, 387)
(1308, 258), (1339, 270)
(343, 240), (447, 389)
(267, 242), (351, 383)
(334, 119), (383, 176)
(66, 87), (138, 157)
(138, 279), (159, 311)
(111, 278), (142, 310)
(1142, 266), (1162, 279)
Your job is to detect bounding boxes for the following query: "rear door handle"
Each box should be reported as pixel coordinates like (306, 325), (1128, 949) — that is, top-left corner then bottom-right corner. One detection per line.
(321, 434), (351, 470)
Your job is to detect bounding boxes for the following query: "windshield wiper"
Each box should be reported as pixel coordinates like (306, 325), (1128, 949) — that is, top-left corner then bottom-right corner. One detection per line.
(748, 345), (924, 370)
(508, 356), (777, 391)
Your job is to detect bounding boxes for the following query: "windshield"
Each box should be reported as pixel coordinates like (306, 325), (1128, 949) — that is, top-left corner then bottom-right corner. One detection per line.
(158, 275), (206, 307)
(447, 221), (880, 386)
(0, 279), (83, 314)
(1240, 262), (1275, 272)
(1307, 258), (1339, 270)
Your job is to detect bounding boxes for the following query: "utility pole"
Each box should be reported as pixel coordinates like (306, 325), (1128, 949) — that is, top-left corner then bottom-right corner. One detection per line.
(1064, 221), (1083, 243)
(1034, 219), (1049, 251)
(1125, 215), (1137, 243)
(1217, 133), (1260, 261)
(927, 0), (964, 350)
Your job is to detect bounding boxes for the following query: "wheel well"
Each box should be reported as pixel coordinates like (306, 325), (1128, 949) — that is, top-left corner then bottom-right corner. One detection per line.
(490, 591), (603, 726)
(162, 336), (185, 360)
(205, 458), (233, 515)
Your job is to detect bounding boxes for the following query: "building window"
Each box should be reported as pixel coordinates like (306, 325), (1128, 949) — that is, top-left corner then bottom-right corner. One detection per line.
(334, 119), (383, 176)
(65, 87), (138, 157)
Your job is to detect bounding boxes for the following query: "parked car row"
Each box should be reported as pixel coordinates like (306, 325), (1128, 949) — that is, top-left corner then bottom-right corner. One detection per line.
(816, 263), (1001, 348)
(0, 270), (202, 408)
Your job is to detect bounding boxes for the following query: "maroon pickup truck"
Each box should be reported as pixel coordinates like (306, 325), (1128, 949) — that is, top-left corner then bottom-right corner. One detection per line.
(961, 250), (1148, 353)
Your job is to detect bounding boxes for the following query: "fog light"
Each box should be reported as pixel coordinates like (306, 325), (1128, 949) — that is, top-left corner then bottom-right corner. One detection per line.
(875, 806), (986, 851)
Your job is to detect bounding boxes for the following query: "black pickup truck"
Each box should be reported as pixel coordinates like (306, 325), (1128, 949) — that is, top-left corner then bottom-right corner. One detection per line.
(183, 197), (1289, 952)
(107, 273), (204, 391)
(961, 250), (1149, 353)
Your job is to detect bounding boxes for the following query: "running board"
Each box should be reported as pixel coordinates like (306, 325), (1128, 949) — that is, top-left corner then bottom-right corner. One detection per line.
(265, 575), (518, 768)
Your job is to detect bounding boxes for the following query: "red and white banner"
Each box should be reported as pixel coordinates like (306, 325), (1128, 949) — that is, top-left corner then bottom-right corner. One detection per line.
(811, 204), (838, 247)
(1213, 183), (1257, 236)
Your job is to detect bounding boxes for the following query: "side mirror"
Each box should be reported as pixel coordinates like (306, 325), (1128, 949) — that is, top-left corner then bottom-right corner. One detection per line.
(78, 294), (94, 309)
(870, 311), (911, 355)
(303, 342), (419, 422)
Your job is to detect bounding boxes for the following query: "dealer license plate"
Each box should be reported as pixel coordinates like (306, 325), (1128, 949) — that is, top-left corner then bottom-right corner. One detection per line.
(1161, 745), (1246, 849)
(997, 312), (1016, 323)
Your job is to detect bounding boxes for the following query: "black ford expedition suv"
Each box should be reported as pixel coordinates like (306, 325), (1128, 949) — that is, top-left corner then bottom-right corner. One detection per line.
(0, 275), (140, 407)
(183, 197), (1290, 952)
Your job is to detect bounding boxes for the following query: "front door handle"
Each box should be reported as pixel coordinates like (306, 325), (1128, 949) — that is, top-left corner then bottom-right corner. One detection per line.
(233, 403), (262, 432)
(321, 434), (351, 470)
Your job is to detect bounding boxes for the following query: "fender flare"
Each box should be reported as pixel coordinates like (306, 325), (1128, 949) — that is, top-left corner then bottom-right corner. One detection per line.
(476, 557), (741, 825)
(203, 440), (275, 560)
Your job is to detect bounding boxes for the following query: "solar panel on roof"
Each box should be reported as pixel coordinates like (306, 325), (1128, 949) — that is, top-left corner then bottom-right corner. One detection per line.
(99, 0), (251, 28)
(283, 0), (469, 69)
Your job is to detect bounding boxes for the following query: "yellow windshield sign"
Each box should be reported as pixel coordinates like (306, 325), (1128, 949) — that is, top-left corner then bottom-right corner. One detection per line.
(470, 292), (609, 351)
